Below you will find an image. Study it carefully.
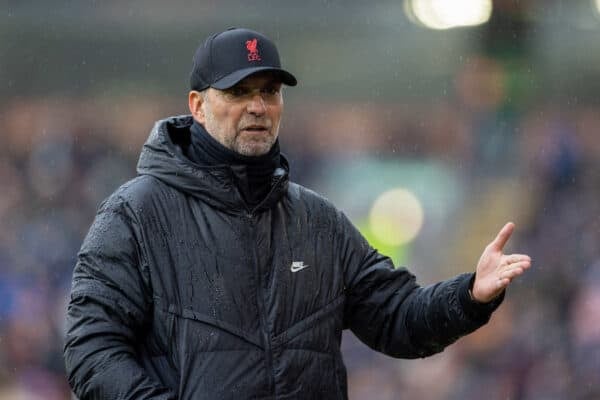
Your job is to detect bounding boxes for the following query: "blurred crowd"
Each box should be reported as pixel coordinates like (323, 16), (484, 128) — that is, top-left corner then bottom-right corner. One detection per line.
(1, 55), (600, 399)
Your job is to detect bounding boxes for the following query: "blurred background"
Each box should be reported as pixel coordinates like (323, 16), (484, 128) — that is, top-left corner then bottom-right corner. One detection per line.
(1, 0), (600, 398)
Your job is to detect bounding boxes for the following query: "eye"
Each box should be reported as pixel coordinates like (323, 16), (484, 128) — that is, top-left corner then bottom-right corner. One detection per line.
(226, 87), (248, 97)
(261, 86), (280, 96)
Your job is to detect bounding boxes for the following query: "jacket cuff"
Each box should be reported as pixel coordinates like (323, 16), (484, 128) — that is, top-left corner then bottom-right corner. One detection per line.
(458, 273), (504, 321)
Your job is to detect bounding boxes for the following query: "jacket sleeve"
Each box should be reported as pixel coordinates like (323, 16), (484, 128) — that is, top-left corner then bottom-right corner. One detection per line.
(338, 212), (503, 359)
(63, 196), (176, 400)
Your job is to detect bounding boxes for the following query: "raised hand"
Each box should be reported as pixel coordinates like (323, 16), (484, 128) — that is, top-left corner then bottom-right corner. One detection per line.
(471, 222), (531, 303)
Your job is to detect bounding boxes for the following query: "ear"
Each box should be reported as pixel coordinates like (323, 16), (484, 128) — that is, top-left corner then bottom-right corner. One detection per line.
(188, 90), (206, 124)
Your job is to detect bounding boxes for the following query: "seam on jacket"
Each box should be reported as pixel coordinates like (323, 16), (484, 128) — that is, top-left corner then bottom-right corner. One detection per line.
(156, 301), (264, 349)
(83, 355), (175, 400)
(275, 347), (336, 357)
(71, 288), (145, 323)
(272, 294), (345, 347)
(117, 191), (154, 291)
(96, 194), (153, 295)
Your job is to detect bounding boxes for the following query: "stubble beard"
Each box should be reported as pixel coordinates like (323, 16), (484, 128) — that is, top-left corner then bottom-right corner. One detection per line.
(203, 110), (279, 157)
(232, 122), (279, 156)
(211, 123), (277, 157)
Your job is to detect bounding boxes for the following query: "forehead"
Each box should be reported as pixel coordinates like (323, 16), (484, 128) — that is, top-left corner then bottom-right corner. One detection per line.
(233, 71), (283, 87)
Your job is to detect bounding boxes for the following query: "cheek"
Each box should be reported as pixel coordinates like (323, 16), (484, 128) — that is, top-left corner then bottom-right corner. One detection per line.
(212, 108), (240, 133)
(270, 104), (283, 125)
(225, 108), (245, 128)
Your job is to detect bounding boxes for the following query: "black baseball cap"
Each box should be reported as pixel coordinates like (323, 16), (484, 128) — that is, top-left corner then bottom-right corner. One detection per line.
(190, 27), (297, 91)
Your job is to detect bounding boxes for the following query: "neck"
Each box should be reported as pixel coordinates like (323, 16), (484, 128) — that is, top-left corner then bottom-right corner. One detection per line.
(186, 120), (281, 207)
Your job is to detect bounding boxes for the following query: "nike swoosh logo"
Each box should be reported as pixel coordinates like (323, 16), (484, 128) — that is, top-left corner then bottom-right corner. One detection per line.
(290, 261), (309, 272)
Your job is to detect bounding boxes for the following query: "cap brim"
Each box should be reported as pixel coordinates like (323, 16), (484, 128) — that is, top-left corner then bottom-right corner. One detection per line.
(212, 67), (297, 89)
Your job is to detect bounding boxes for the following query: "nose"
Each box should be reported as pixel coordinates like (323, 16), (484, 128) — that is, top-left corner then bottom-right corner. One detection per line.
(247, 93), (266, 116)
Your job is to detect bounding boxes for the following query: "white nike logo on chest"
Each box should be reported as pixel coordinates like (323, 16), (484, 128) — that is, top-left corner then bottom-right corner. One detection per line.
(290, 261), (309, 272)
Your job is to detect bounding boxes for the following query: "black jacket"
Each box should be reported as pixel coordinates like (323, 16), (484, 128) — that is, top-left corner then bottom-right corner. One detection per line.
(64, 115), (502, 399)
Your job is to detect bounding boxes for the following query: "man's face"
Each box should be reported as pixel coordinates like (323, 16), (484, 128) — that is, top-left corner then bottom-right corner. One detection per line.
(194, 72), (283, 156)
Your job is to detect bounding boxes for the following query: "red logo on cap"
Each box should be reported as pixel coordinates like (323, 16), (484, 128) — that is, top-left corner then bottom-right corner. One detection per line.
(246, 38), (261, 62)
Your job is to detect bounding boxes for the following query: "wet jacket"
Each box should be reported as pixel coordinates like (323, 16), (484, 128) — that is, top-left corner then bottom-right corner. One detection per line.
(64, 115), (502, 399)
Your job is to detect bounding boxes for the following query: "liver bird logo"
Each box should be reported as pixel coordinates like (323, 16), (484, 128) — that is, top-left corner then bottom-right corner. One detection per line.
(246, 38), (261, 61)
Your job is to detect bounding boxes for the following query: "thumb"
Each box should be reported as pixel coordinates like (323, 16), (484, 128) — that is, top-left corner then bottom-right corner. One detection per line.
(490, 222), (515, 251)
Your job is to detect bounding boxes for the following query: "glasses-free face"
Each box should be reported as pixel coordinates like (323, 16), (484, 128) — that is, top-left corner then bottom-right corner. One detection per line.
(189, 72), (284, 157)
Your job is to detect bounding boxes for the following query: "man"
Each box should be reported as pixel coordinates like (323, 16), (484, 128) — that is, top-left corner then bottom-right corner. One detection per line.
(64, 28), (531, 399)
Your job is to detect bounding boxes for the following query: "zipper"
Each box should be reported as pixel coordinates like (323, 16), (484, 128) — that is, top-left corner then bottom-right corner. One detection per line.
(246, 212), (276, 397)
(244, 170), (285, 397)
(248, 172), (285, 217)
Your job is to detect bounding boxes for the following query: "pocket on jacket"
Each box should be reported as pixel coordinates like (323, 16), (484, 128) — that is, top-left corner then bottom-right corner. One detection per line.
(165, 304), (269, 399)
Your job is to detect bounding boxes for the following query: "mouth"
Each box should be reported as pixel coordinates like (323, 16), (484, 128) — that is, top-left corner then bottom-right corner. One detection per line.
(240, 125), (269, 135)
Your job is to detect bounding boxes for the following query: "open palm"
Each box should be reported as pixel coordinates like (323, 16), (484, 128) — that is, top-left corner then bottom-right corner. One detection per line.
(471, 222), (532, 303)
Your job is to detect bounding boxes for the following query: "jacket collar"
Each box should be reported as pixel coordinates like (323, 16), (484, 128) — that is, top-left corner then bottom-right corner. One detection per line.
(136, 115), (289, 215)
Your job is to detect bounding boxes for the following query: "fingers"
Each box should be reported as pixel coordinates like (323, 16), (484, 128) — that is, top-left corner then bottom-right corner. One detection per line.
(490, 222), (515, 251)
(504, 254), (531, 265)
(499, 259), (531, 281)
(497, 278), (511, 290)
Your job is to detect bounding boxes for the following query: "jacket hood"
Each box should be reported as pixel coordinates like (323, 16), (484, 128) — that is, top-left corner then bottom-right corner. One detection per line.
(136, 115), (289, 214)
